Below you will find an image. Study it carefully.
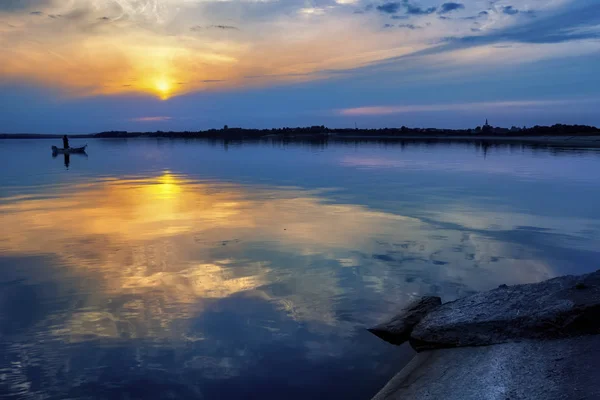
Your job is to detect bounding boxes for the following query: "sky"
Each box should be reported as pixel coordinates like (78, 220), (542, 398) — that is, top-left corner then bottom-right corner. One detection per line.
(0, 0), (599, 133)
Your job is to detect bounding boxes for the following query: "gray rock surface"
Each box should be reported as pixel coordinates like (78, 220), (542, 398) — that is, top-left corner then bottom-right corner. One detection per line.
(372, 335), (600, 400)
(410, 269), (600, 351)
(368, 297), (442, 345)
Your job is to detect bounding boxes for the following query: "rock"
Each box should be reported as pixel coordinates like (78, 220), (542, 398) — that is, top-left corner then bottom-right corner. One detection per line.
(410, 269), (600, 351)
(372, 335), (600, 400)
(368, 297), (442, 345)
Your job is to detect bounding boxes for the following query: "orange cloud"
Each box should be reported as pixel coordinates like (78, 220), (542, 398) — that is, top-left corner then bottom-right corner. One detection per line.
(0, 1), (423, 99)
(0, 0), (593, 101)
(131, 116), (172, 122)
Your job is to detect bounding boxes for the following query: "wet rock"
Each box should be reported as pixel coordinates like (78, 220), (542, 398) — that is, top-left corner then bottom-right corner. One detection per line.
(368, 297), (442, 345)
(410, 270), (600, 351)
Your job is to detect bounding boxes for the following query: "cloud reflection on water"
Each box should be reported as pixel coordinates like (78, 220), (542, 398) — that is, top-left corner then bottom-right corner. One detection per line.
(0, 172), (558, 345)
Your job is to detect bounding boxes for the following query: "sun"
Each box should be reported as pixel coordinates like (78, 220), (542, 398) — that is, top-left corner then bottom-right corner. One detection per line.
(155, 78), (172, 100)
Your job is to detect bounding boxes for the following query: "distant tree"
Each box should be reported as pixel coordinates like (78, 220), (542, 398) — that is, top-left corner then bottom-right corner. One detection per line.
(224, 125), (229, 130)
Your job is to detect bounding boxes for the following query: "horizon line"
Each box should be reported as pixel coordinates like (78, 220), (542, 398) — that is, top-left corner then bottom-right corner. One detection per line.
(1, 122), (599, 137)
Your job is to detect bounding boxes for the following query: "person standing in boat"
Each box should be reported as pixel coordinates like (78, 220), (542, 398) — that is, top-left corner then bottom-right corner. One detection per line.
(62, 135), (69, 149)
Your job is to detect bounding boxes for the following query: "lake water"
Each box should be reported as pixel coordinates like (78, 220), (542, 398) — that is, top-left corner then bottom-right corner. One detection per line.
(1, 138), (600, 399)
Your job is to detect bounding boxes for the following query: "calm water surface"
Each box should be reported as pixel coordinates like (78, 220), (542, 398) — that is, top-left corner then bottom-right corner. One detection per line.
(1, 139), (600, 399)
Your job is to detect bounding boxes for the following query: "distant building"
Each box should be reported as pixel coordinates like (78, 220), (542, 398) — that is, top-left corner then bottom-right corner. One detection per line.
(482, 118), (492, 133)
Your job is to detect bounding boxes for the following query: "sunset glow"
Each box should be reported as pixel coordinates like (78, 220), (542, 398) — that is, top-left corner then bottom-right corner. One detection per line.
(1, 0), (599, 130)
(2, 0), (600, 394)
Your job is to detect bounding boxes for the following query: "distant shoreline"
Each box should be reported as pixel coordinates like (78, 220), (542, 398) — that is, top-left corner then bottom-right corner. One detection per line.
(1, 123), (599, 143)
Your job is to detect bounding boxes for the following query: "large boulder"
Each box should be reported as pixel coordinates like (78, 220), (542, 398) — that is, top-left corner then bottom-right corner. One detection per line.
(368, 297), (442, 345)
(410, 269), (600, 351)
(372, 335), (600, 400)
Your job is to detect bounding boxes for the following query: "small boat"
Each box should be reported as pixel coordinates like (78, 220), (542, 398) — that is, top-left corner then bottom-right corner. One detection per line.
(51, 145), (87, 154)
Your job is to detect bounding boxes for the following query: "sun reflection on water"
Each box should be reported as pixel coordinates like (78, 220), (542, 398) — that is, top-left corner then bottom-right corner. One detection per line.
(0, 173), (553, 343)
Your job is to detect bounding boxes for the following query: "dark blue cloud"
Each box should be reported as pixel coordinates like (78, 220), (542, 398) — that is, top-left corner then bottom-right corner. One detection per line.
(376, 2), (402, 14)
(453, 4), (600, 45)
(502, 6), (519, 15)
(376, 1), (436, 15)
(348, 1), (600, 80)
(439, 2), (465, 14)
(415, 3), (597, 55)
(406, 3), (436, 15)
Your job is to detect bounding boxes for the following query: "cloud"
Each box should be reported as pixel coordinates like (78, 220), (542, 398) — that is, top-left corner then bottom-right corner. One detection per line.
(398, 23), (421, 29)
(376, 0), (436, 15)
(502, 6), (519, 15)
(376, 2), (402, 14)
(338, 99), (589, 116)
(1, 0), (599, 102)
(131, 116), (172, 122)
(405, 3), (436, 15)
(299, 7), (328, 15)
(191, 24), (239, 32)
(0, 0), (51, 12)
(439, 2), (465, 14)
(399, 2), (600, 62)
(211, 24), (238, 30)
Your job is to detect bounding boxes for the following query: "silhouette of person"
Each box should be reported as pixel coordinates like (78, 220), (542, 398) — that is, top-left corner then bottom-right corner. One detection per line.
(62, 135), (69, 149)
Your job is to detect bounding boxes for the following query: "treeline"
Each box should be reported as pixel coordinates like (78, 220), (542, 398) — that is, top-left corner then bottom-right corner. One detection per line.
(1, 124), (598, 139)
(93, 124), (600, 139)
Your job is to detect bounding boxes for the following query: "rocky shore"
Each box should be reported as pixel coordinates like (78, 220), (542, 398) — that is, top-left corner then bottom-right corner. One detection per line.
(368, 270), (600, 400)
